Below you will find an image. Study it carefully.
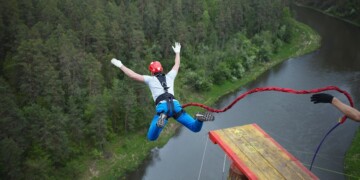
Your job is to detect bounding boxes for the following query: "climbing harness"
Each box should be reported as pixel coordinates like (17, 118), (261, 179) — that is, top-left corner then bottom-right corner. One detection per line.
(155, 73), (184, 119)
(182, 86), (354, 171)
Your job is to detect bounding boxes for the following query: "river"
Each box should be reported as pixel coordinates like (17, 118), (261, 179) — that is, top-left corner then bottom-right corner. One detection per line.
(128, 5), (360, 180)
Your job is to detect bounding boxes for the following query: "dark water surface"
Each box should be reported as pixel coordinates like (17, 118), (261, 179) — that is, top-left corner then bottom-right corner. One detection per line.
(128, 6), (360, 180)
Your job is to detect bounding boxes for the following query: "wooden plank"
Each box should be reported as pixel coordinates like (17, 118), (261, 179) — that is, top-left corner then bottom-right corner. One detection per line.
(209, 130), (258, 180)
(225, 127), (289, 179)
(209, 124), (318, 180)
(239, 125), (311, 179)
(251, 124), (318, 180)
(218, 129), (285, 179)
(216, 130), (281, 179)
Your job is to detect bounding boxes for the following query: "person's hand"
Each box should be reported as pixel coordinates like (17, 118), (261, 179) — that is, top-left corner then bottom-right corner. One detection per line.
(111, 58), (123, 68)
(172, 42), (181, 53)
(311, 93), (334, 104)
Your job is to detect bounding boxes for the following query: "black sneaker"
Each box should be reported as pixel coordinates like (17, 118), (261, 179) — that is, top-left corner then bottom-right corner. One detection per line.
(156, 113), (167, 128)
(195, 112), (215, 122)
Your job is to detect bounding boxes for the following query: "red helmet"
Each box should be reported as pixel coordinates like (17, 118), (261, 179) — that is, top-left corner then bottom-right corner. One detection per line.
(149, 61), (163, 74)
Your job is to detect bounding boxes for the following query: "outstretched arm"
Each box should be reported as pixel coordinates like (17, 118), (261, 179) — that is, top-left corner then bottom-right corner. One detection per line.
(332, 97), (360, 122)
(111, 58), (144, 82)
(171, 42), (181, 72)
(311, 93), (360, 122)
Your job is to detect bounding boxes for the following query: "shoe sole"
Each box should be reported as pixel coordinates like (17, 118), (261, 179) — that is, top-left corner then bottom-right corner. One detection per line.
(156, 114), (167, 128)
(196, 112), (215, 122)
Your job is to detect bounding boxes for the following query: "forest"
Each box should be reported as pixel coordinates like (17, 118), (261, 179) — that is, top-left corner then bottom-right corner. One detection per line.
(0, 0), (310, 179)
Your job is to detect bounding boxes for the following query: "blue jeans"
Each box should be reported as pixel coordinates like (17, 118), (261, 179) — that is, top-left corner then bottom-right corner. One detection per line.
(147, 100), (203, 141)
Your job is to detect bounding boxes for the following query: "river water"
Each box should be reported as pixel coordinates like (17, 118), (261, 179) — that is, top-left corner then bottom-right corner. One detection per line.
(128, 6), (360, 180)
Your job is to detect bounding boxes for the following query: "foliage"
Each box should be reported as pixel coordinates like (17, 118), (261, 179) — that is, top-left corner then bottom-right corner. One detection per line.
(344, 128), (360, 179)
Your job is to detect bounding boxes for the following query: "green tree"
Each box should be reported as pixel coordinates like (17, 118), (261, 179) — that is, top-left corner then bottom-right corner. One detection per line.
(279, 7), (294, 43)
(157, 7), (173, 58)
(0, 138), (24, 179)
(141, 1), (158, 41)
(123, 3), (146, 60)
(212, 61), (232, 85)
(252, 31), (274, 62)
(24, 145), (52, 179)
(12, 39), (64, 107)
(89, 10), (108, 56)
(0, 0), (20, 61)
(0, 78), (25, 179)
(23, 104), (69, 166)
(84, 94), (108, 150)
(108, 79), (138, 135)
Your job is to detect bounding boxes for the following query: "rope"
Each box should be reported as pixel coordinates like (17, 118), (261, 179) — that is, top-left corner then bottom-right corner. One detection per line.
(182, 86), (355, 172)
(310, 122), (340, 170)
(222, 154), (227, 180)
(303, 163), (360, 179)
(197, 137), (209, 180)
(182, 86), (354, 124)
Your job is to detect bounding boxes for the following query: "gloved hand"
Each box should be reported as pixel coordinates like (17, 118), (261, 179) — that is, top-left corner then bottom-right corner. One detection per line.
(111, 58), (123, 68)
(172, 42), (181, 53)
(311, 93), (334, 104)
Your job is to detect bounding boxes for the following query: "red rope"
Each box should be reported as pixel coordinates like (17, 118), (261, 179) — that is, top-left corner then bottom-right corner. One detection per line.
(182, 86), (354, 124)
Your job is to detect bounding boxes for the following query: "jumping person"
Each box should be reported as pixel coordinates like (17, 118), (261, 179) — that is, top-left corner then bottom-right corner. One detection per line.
(311, 93), (360, 122)
(111, 42), (215, 141)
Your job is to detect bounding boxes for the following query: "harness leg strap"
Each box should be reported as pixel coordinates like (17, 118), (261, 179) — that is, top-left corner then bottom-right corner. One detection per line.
(173, 109), (185, 119)
(166, 98), (173, 117)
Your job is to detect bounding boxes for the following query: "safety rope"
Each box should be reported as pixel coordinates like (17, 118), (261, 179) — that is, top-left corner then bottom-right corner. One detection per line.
(182, 86), (354, 123)
(310, 122), (341, 170)
(222, 154), (227, 180)
(197, 137), (209, 180)
(303, 163), (360, 179)
(182, 86), (354, 171)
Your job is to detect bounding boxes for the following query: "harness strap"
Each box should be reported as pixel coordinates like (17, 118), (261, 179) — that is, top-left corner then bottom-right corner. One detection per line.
(157, 104), (184, 119)
(173, 109), (185, 119)
(155, 93), (175, 106)
(166, 97), (173, 116)
(154, 73), (182, 118)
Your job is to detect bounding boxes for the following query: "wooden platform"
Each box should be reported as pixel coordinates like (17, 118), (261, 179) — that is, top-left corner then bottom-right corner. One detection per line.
(209, 124), (318, 180)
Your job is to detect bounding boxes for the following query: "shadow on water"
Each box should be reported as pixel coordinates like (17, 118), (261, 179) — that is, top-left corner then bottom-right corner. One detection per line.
(126, 5), (360, 180)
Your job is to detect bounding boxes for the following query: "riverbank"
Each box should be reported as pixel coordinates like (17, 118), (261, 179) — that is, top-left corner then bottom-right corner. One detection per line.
(345, 129), (360, 179)
(294, 3), (360, 28)
(81, 19), (321, 179)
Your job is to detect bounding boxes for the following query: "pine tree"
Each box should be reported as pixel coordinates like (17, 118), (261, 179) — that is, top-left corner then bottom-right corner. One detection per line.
(13, 39), (63, 107)
(141, 1), (158, 41)
(0, 0), (20, 61)
(22, 104), (69, 166)
(0, 78), (25, 179)
(84, 94), (108, 150)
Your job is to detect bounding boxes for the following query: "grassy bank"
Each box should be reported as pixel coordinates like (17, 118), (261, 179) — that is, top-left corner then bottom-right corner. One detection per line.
(295, 3), (360, 28)
(345, 128), (360, 179)
(81, 19), (320, 179)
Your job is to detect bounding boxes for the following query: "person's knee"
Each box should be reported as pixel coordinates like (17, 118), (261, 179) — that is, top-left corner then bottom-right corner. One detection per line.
(147, 134), (158, 141)
(192, 125), (202, 133)
(147, 130), (158, 141)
